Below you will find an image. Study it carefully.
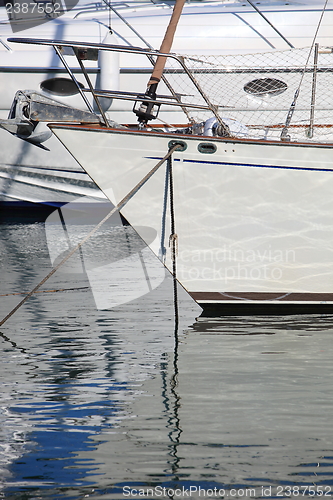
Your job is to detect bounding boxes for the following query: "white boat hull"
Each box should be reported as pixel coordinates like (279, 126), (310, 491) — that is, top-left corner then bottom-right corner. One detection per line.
(3, 0), (333, 206)
(0, 128), (104, 205)
(50, 123), (333, 314)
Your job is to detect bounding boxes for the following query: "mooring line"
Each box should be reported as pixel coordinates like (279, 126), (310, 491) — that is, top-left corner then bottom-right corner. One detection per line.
(0, 144), (180, 327)
(168, 153), (179, 333)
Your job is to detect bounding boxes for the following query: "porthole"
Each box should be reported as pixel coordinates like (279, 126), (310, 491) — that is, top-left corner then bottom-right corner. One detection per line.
(244, 78), (287, 97)
(40, 77), (84, 96)
(198, 142), (217, 154)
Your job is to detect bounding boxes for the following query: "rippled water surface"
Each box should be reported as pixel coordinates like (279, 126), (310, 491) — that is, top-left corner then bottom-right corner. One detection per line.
(1, 218), (333, 499)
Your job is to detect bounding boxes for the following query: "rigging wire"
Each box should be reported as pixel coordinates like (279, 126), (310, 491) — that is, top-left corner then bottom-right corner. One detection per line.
(245, 0), (294, 48)
(280, 0), (330, 140)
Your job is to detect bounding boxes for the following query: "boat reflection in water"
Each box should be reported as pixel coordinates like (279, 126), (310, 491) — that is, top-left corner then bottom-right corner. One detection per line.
(66, 315), (333, 498)
(1, 221), (333, 498)
(0, 216), (198, 497)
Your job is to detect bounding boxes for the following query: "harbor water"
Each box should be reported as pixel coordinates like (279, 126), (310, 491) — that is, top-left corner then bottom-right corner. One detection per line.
(1, 205), (333, 499)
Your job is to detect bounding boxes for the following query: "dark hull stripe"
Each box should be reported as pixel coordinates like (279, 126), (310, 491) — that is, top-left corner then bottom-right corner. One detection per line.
(189, 292), (333, 316)
(145, 157), (333, 173)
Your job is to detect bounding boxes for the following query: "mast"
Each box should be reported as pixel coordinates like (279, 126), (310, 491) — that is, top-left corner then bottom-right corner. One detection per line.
(134, 0), (186, 125)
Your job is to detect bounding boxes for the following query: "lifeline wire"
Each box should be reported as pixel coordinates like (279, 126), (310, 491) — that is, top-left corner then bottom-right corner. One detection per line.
(0, 144), (180, 327)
